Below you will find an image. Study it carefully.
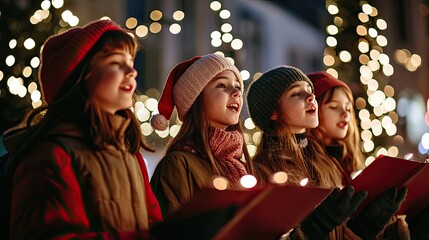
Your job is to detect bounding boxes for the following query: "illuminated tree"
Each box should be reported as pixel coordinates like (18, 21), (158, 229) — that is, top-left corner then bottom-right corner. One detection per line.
(323, 0), (400, 163)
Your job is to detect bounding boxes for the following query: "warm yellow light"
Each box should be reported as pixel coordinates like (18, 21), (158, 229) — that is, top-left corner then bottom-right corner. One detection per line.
(221, 23), (232, 33)
(219, 9), (231, 19)
(323, 55), (335, 66)
(24, 38), (36, 50)
(145, 98), (158, 112)
(247, 144), (257, 157)
(149, 22), (162, 33)
(362, 4), (373, 15)
(299, 178), (309, 186)
(213, 176), (229, 190)
(210, 1), (222, 11)
(135, 25), (148, 38)
(231, 39), (243, 50)
(240, 70), (250, 81)
(271, 172), (288, 184)
(388, 146), (399, 157)
(358, 41), (369, 53)
(358, 12), (369, 23)
(240, 175), (257, 189)
(356, 25), (367, 36)
(339, 51), (352, 62)
(326, 25), (338, 35)
(155, 129), (169, 138)
(376, 35), (388, 47)
(140, 122), (153, 136)
(173, 10), (185, 21)
(222, 33), (233, 43)
(376, 19), (387, 30)
(150, 10), (162, 21)
(326, 36), (337, 47)
(384, 85), (394, 97)
(169, 23), (181, 34)
(169, 125), (181, 137)
(9, 39), (17, 49)
(327, 4), (339, 15)
(126, 17), (138, 29)
(22, 66), (32, 78)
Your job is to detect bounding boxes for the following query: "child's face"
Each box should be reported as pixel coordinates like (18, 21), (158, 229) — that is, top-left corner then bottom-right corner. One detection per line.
(90, 49), (137, 114)
(319, 88), (352, 144)
(202, 70), (243, 130)
(275, 81), (318, 133)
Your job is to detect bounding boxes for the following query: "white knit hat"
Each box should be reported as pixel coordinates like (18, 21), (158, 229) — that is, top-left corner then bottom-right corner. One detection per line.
(151, 53), (242, 130)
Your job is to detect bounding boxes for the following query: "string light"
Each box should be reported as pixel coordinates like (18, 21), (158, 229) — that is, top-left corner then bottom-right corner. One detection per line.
(325, 1), (403, 160)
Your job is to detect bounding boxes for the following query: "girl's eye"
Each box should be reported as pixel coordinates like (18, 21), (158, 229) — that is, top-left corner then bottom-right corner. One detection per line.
(216, 83), (226, 88)
(292, 92), (300, 97)
(235, 85), (242, 91)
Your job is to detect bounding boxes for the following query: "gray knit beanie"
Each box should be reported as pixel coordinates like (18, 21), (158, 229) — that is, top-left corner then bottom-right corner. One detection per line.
(246, 66), (313, 131)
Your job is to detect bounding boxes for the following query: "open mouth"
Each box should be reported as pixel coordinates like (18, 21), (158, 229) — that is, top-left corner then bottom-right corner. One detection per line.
(305, 104), (317, 113)
(338, 121), (348, 128)
(227, 103), (240, 112)
(119, 84), (133, 92)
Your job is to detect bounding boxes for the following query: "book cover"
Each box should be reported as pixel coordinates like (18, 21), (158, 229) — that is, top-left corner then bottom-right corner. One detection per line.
(350, 155), (429, 216)
(171, 183), (332, 239)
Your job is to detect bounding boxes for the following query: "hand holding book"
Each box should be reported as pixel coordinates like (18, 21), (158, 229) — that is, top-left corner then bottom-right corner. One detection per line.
(347, 187), (407, 239)
(292, 186), (367, 239)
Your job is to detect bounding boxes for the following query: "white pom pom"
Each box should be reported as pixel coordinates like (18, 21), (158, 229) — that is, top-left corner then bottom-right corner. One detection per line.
(151, 114), (169, 131)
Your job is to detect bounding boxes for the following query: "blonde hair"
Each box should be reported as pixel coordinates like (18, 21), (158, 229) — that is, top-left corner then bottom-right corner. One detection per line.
(310, 87), (365, 174)
(252, 102), (344, 188)
(165, 93), (253, 177)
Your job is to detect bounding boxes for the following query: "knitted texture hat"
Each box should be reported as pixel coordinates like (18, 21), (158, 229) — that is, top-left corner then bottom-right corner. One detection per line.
(39, 19), (124, 104)
(307, 71), (351, 99)
(151, 53), (242, 130)
(246, 66), (312, 131)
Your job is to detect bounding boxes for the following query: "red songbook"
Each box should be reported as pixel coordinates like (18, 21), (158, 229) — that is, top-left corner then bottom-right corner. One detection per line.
(351, 155), (429, 216)
(171, 183), (332, 240)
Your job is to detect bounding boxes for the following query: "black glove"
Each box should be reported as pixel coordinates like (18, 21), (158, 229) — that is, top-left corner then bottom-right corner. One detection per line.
(291, 186), (367, 240)
(407, 207), (429, 240)
(347, 187), (407, 240)
(150, 205), (237, 240)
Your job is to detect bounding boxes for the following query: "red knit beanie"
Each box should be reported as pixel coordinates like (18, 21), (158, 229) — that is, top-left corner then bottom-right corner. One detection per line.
(151, 53), (242, 130)
(307, 71), (351, 99)
(39, 19), (124, 104)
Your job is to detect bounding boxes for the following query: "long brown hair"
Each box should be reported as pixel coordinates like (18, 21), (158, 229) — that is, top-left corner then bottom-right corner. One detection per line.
(8, 30), (151, 173)
(253, 100), (344, 188)
(310, 87), (365, 174)
(165, 93), (253, 177)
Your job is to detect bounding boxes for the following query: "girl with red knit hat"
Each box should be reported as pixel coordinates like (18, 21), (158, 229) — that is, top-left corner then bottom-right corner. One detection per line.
(3, 20), (235, 240)
(150, 53), (253, 217)
(307, 71), (413, 239)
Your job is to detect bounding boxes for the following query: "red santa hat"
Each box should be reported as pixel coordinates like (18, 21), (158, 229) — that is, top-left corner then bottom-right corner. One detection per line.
(151, 53), (242, 130)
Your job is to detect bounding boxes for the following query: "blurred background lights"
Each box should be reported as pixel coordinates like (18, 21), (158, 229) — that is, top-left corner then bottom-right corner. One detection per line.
(210, 1), (222, 11)
(169, 23), (181, 34)
(219, 9), (231, 19)
(240, 70), (250, 81)
(173, 10), (185, 21)
(125, 17), (138, 29)
(51, 0), (64, 9)
(240, 174), (257, 188)
(299, 178), (309, 186)
(271, 171), (288, 184)
(212, 176), (229, 190)
(150, 10), (162, 21)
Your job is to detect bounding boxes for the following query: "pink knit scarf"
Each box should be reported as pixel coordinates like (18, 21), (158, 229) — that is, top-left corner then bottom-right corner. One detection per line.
(209, 127), (247, 183)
